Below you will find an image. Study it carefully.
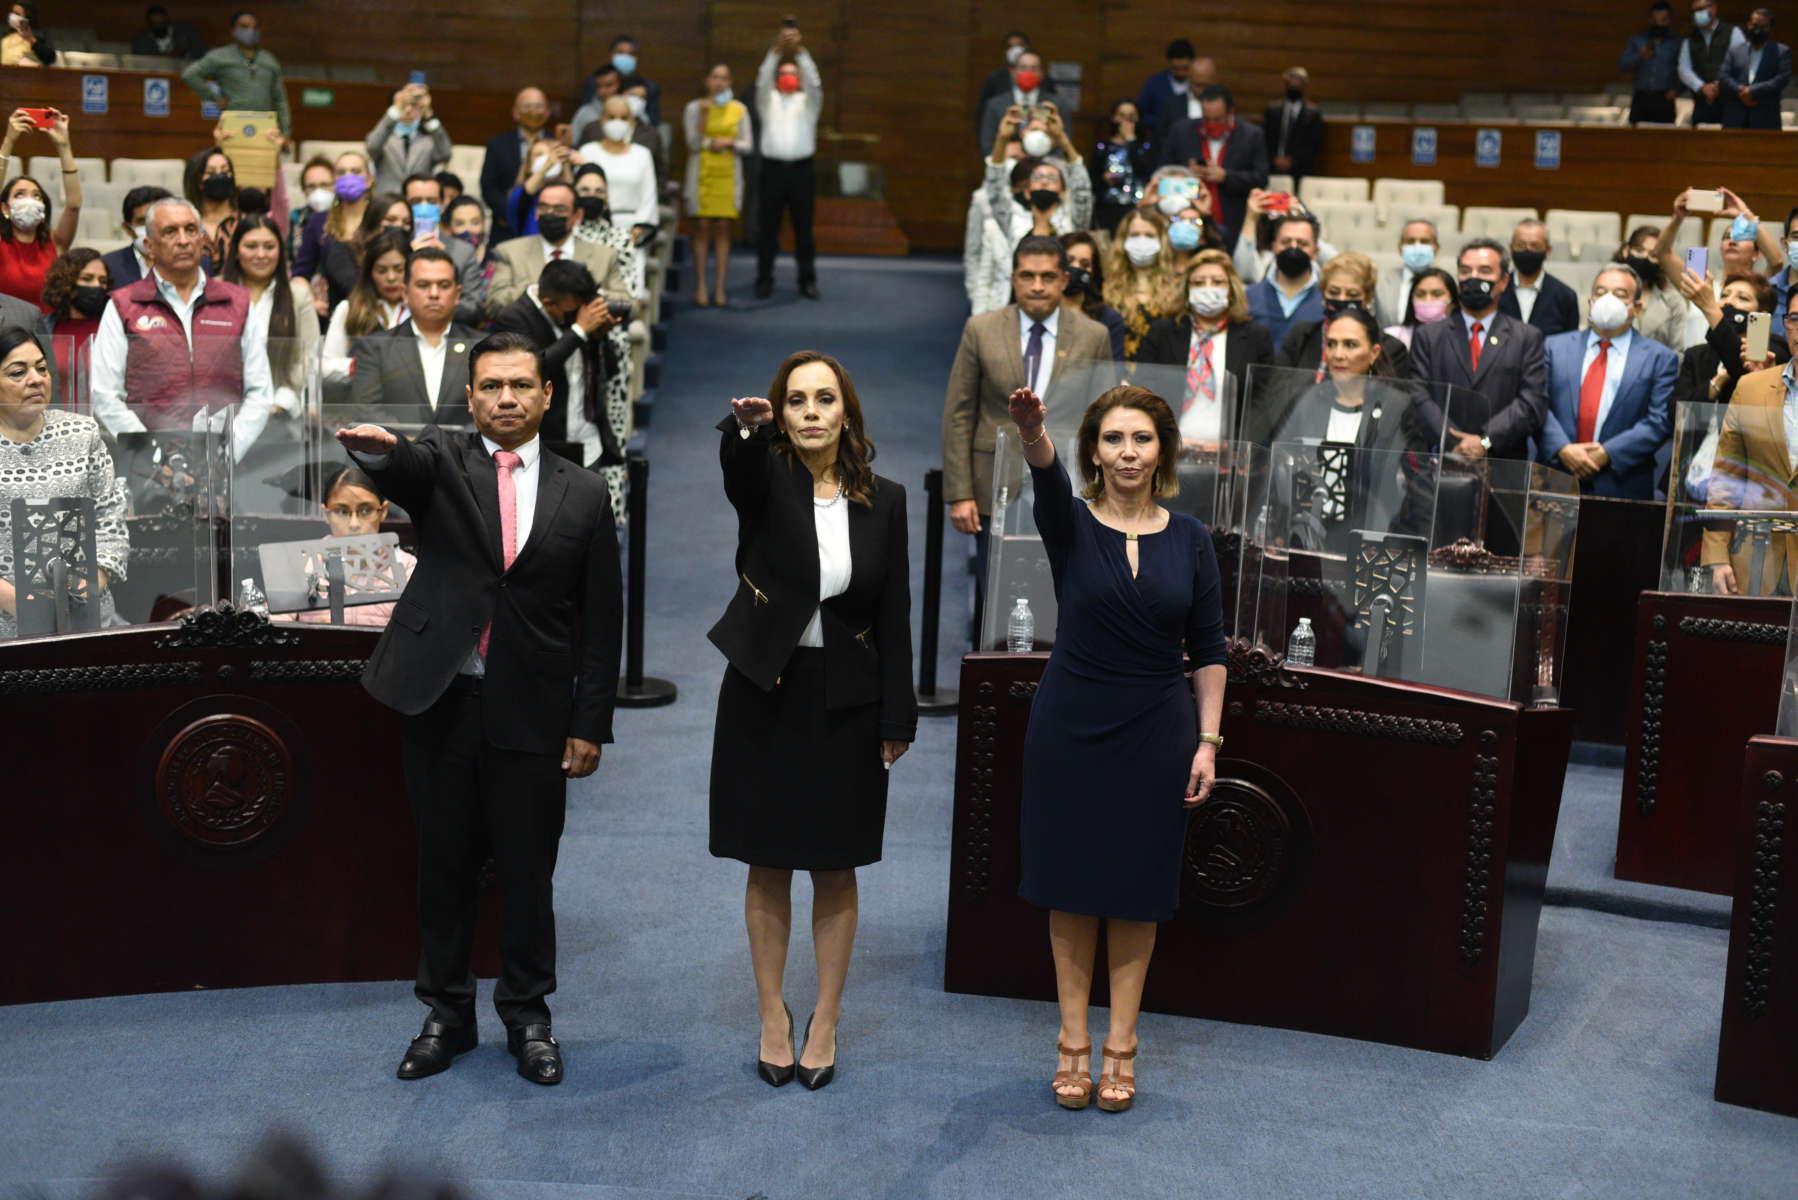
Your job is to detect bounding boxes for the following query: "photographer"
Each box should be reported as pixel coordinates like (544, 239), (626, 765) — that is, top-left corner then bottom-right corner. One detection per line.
(488, 258), (625, 470)
(367, 82), (452, 195)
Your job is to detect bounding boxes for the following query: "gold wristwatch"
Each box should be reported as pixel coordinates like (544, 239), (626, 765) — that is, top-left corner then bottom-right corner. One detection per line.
(1199, 732), (1224, 748)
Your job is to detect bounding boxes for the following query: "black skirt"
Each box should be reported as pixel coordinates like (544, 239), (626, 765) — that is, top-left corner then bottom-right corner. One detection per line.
(709, 647), (890, 870)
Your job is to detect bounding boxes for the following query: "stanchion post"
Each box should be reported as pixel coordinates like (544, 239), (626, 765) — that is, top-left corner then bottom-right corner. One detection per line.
(617, 450), (677, 708)
(916, 467), (958, 715)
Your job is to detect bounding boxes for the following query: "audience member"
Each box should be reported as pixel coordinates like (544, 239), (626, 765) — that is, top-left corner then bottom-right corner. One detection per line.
(436, 171), (464, 205)
(0, 107), (80, 310)
(571, 164), (646, 299)
(508, 133), (578, 238)
(1090, 99), (1155, 235)
(314, 189), (408, 319)
(600, 33), (661, 123)
(1672, 267), (1788, 411)
(972, 152), (1087, 316)
(1245, 212), (1323, 348)
(1615, 225), (1687, 348)
(1102, 209), (1185, 359)
(1719, 7), (1792, 127)
(184, 147), (242, 270)
(101, 187), (169, 294)
(480, 88), (552, 243)
(577, 97), (660, 243)
(1059, 232), (1127, 362)
(569, 63), (621, 144)
(1702, 286), (1798, 591)
(1269, 308), (1419, 454)
(291, 465), (416, 627)
(963, 133), (1022, 313)
(400, 173), (483, 326)
(1, 2), (53, 66)
(1538, 264), (1678, 498)
(596, 74), (672, 198)
(488, 259), (625, 468)
(978, 48), (1053, 153)
(1620, 2), (1683, 124)
(685, 65), (751, 308)
(293, 149), (373, 306)
(1135, 39), (1197, 133)
(1406, 237), (1548, 461)
(367, 83), (452, 195)
(1383, 267), (1458, 351)
(1166, 194), (1225, 273)
(349, 247), (477, 426)
(1133, 248), (1276, 444)
(132, 6), (206, 59)
(1680, 0), (1745, 123)
(976, 33), (1058, 134)
(1374, 218), (1441, 327)
(1150, 55), (1220, 145)
(1766, 205), (1798, 312)
(487, 181), (634, 317)
(1233, 188), (1338, 285)
(319, 226), (410, 383)
(36, 248), (109, 383)
(1652, 187), (1767, 345)
(1497, 219), (1580, 337)
(1275, 251), (1410, 379)
(1263, 67), (1325, 184)
(181, 10), (292, 137)
(289, 156), (333, 257)
(221, 213), (319, 420)
(443, 194), (496, 314)
(754, 23), (824, 300)
(1158, 85), (1269, 248)
(90, 197), (274, 462)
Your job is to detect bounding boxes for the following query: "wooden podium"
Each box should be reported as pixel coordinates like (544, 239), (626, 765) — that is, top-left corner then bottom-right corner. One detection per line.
(945, 645), (1575, 1059)
(1619, 592), (1788, 895)
(1715, 736), (1798, 1118)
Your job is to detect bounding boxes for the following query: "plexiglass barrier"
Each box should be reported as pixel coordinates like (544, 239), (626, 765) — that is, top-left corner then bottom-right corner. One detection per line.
(1665, 400), (1798, 596)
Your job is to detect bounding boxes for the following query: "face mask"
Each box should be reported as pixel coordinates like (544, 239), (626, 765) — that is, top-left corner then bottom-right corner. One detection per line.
(1627, 254), (1663, 286)
(1748, 26), (1770, 44)
(1015, 70), (1043, 93)
(624, 94), (646, 120)
(1400, 244), (1435, 273)
(1027, 188), (1059, 212)
(602, 118), (633, 143)
(149, 20), (169, 35)
(1458, 276), (1496, 310)
(713, 88), (734, 106)
(334, 174), (369, 203)
(1157, 193), (1191, 217)
(410, 201), (441, 225)
(72, 285), (109, 318)
(306, 187), (334, 213)
(453, 229), (483, 249)
(201, 174), (236, 201)
(1021, 129), (1053, 158)
(1274, 246), (1311, 278)
(1285, 85), (1305, 101)
(393, 119), (420, 138)
(1005, 43), (1025, 65)
(1695, 8), (1713, 26)
(1124, 235), (1161, 267)
(6, 196), (45, 232)
(537, 213), (570, 244)
(1787, 240), (1798, 271)
(577, 195), (609, 222)
(233, 26), (259, 48)
(7, 12), (21, 29)
(1413, 299), (1451, 324)
(612, 52), (637, 74)
(1511, 249), (1546, 277)
(1321, 296), (1363, 320)
(132, 223), (149, 251)
(1168, 219), (1200, 251)
(1065, 265), (1091, 295)
(1190, 285), (1230, 316)
(776, 74), (802, 94)
(1202, 118), (1233, 139)
(1589, 293), (1632, 331)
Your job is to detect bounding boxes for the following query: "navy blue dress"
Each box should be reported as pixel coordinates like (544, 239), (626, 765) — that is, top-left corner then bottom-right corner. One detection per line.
(1018, 456), (1229, 922)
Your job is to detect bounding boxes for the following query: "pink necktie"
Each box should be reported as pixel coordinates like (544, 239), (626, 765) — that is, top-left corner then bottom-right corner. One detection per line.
(478, 449), (522, 658)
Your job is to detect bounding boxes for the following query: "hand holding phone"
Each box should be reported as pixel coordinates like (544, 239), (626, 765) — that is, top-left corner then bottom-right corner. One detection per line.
(1686, 246), (1709, 277)
(1687, 188), (1725, 214)
(1746, 311), (1772, 362)
(1264, 191), (1294, 215)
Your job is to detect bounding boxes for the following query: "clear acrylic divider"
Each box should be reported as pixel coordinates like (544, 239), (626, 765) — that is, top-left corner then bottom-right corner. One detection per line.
(1776, 590), (1798, 736)
(1664, 399), (1798, 597)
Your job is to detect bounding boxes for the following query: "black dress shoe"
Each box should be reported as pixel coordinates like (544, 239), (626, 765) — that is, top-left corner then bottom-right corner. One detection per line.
(757, 1003), (796, 1087)
(507, 1023), (563, 1085)
(796, 1012), (836, 1091)
(799, 282), (821, 300)
(396, 1019), (477, 1080)
(753, 278), (774, 299)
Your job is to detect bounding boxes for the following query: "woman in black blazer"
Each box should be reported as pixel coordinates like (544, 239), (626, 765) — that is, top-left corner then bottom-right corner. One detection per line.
(708, 349), (917, 1092)
(1133, 248), (1276, 446)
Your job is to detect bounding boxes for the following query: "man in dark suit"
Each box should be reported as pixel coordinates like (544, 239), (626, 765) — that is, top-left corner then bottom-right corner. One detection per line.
(977, 48), (1056, 153)
(131, 6), (206, 58)
(1149, 54), (1220, 146)
(489, 259), (625, 467)
(337, 330), (623, 1087)
(1407, 238), (1549, 460)
(1497, 218), (1581, 337)
(975, 32), (1057, 135)
(1719, 8), (1793, 128)
(1136, 38), (1197, 133)
(98, 186), (172, 292)
(349, 248), (479, 427)
(479, 88), (552, 243)
(1159, 85), (1269, 249)
(1537, 265), (1678, 498)
(1262, 67), (1325, 185)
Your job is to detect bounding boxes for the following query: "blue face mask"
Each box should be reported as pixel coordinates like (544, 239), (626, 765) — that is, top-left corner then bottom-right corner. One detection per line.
(1731, 214), (1760, 243)
(1695, 8), (1714, 27)
(1787, 240), (1798, 272)
(1168, 219), (1200, 251)
(713, 87), (734, 106)
(612, 52), (637, 74)
(233, 26), (259, 48)
(393, 119), (419, 138)
(1400, 244), (1436, 273)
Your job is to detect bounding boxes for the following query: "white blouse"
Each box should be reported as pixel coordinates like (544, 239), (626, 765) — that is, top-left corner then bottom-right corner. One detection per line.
(578, 141), (659, 232)
(320, 297), (408, 383)
(797, 494), (852, 649)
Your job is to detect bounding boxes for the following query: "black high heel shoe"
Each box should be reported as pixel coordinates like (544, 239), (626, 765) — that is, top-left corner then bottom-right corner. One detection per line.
(756, 1004), (796, 1087)
(796, 1012), (837, 1091)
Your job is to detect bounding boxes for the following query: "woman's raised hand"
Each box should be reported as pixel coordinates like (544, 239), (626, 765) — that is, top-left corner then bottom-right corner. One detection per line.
(731, 396), (773, 426)
(1008, 386), (1046, 430)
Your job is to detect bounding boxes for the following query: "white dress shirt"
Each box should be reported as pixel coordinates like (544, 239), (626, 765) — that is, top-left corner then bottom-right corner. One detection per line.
(1178, 323), (1229, 440)
(1782, 360), (1798, 471)
(321, 297), (407, 383)
(1325, 402), (1365, 444)
(575, 141), (658, 231)
(1012, 86), (1042, 108)
(527, 285), (602, 464)
(797, 494), (852, 649)
(412, 321), (450, 408)
(1020, 306), (1059, 396)
(89, 268), (275, 463)
(540, 235), (575, 262)
(462, 432), (542, 676)
(1579, 327), (1635, 439)
(1512, 275), (1541, 323)
(1679, 25), (1748, 91)
(755, 49), (822, 161)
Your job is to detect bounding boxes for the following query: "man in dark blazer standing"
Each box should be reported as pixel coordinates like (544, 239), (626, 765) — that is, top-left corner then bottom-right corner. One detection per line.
(488, 259), (626, 466)
(1160, 85), (1269, 249)
(336, 330), (623, 1087)
(1407, 238), (1549, 460)
(1262, 67), (1325, 186)
(99, 186), (171, 291)
(349, 248), (480, 427)
(1497, 218), (1581, 337)
(1719, 8), (1793, 128)
(479, 87), (552, 242)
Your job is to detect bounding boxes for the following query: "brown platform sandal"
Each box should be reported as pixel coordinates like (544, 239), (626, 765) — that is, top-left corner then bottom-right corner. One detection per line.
(1096, 1045), (1137, 1112)
(1051, 1042), (1093, 1110)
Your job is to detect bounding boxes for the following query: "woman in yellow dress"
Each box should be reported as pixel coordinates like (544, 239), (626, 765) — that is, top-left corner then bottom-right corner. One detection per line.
(684, 63), (752, 308)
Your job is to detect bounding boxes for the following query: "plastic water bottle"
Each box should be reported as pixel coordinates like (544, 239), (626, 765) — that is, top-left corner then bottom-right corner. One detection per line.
(1287, 617), (1316, 667)
(238, 577), (268, 617)
(1007, 597), (1035, 653)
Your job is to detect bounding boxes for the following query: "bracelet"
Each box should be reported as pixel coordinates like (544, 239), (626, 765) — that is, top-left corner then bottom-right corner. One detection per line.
(1198, 732), (1224, 748)
(1019, 425), (1048, 447)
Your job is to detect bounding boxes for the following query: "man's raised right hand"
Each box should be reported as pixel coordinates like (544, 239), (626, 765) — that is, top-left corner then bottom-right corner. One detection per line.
(337, 425), (399, 455)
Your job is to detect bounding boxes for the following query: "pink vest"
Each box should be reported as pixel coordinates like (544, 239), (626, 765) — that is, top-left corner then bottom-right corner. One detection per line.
(109, 274), (250, 431)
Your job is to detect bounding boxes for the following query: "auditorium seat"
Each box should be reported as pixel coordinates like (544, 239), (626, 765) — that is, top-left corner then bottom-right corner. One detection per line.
(91, 40), (129, 55)
(1460, 206), (1538, 239)
(1297, 176), (1370, 206)
(57, 50), (118, 69)
(299, 141), (365, 166)
(1546, 210), (1623, 259)
(1558, 93), (1611, 108)
(285, 63), (328, 79)
(26, 156), (106, 190)
(1410, 103), (1462, 121)
(118, 54), (184, 72)
(1458, 93), (1509, 117)
(1557, 261), (1604, 322)
(328, 65), (378, 83)
(1568, 106), (1626, 125)
(281, 161), (302, 199)
(76, 179), (123, 223)
(1317, 102), (1360, 120)
(1401, 202), (1461, 242)
(75, 204), (127, 252)
(1308, 201), (1382, 253)
(1359, 102), (1407, 119)
(42, 26), (94, 51)
(1370, 179), (1446, 225)
(1512, 104), (1568, 123)
(108, 158), (186, 194)
(1509, 92), (1558, 107)
(448, 145), (487, 184)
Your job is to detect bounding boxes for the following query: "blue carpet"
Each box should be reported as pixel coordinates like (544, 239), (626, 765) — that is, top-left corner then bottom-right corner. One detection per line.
(1, 257), (1793, 1200)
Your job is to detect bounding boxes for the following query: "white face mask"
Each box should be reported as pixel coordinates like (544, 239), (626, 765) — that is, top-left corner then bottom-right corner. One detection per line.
(6, 196), (45, 232)
(132, 223), (149, 252)
(624, 94), (646, 120)
(1124, 236), (1161, 267)
(1006, 43), (1025, 65)
(7, 12), (23, 30)
(1020, 129), (1052, 158)
(1589, 293), (1633, 332)
(1189, 285), (1230, 316)
(602, 118), (634, 143)
(306, 187), (335, 213)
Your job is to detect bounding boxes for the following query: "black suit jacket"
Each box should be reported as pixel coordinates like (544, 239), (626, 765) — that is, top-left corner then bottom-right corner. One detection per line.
(1158, 118), (1269, 247)
(1406, 311), (1548, 457)
(488, 295), (625, 463)
(480, 130), (533, 242)
(349, 320), (480, 426)
(707, 418), (918, 744)
(1133, 314), (1277, 441)
(1261, 101), (1325, 177)
(101, 246), (144, 290)
(1497, 271), (1581, 338)
(352, 427), (622, 754)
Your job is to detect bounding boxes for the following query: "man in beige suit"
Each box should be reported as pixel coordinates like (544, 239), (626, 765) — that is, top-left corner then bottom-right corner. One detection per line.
(943, 234), (1116, 639)
(486, 182), (636, 316)
(1703, 320), (1798, 596)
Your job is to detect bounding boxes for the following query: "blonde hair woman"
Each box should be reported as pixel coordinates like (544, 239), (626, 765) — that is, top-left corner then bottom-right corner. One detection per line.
(1131, 248), (1276, 447)
(1102, 209), (1184, 360)
(1273, 250), (1411, 380)
(684, 63), (752, 307)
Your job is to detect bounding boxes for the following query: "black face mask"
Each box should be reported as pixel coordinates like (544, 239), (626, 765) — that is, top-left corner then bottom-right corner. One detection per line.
(1627, 254), (1663, 286)
(537, 213), (570, 244)
(201, 174), (236, 201)
(1458, 276), (1496, 311)
(1749, 26), (1770, 44)
(1028, 189), (1059, 211)
(1285, 85), (1305, 101)
(1065, 265), (1091, 295)
(1320, 297), (1364, 320)
(1511, 249), (1546, 277)
(1719, 304), (1750, 330)
(71, 285), (109, 317)
(577, 195), (609, 223)
(1274, 247), (1311, 279)
(1649, 24), (1669, 38)
(149, 21), (170, 36)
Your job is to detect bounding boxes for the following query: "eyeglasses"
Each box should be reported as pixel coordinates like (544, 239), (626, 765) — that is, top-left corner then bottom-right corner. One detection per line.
(1782, 313), (1798, 327)
(326, 505), (382, 521)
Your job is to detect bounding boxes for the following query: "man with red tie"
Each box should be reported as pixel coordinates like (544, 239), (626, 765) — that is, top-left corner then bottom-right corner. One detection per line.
(336, 331), (623, 1087)
(1158, 85), (1269, 250)
(1537, 265), (1678, 498)
(1406, 238), (1549, 459)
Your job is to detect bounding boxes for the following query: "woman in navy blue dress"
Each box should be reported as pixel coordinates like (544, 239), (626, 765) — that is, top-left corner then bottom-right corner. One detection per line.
(1006, 382), (1228, 1113)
